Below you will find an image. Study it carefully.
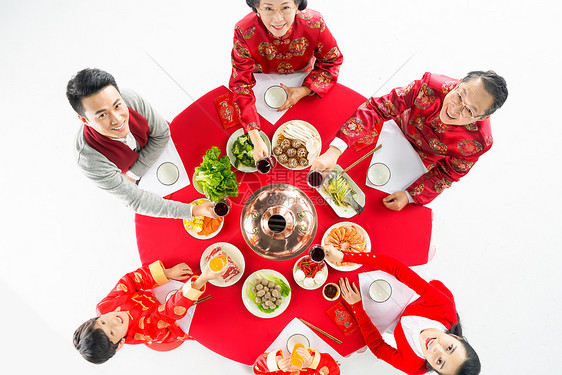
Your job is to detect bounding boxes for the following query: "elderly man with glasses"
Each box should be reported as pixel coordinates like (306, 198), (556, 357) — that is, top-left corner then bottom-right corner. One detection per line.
(311, 71), (508, 211)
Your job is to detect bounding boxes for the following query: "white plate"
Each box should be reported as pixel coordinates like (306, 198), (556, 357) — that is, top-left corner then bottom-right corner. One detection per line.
(292, 255), (328, 290)
(317, 164), (365, 218)
(192, 172), (204, 194)
(272, 120), (321, 170)
(322, 222), (371, 272)
(200, 242), (245, 287)
(242, 269), (291, 318)
(226, 129), (272, 173)
(183, 199), (224, 239)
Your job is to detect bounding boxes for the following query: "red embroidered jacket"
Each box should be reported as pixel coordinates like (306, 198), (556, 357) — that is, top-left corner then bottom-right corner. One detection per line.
(96, 261), (205, 345)
(230, 9), (343, 131)
(343, 253), (458, 375)
(253, 348), (340, 375)
(336, 72), (493, 205)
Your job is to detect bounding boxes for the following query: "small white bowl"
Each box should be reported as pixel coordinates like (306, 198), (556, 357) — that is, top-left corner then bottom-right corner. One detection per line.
(264, 85), (288, 109)
(367, 163), (391, 186)
(322, 283), (340, 301)
(369, 279), (392, 302)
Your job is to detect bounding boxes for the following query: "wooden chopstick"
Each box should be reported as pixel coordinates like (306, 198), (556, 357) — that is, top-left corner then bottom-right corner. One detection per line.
(193, 295), (213, 305)
(298, 318), (343, 344)
(343, 144), (383, 173)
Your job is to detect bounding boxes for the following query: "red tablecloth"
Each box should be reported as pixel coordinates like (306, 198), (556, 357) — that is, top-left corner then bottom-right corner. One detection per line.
(135, 84), (433, 365)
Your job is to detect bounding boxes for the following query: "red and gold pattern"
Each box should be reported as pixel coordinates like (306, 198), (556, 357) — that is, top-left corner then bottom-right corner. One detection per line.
(414, 83), (435, 109)
(230, 9), (343, 131)
(340, 117), (364, 138)
(457, 139), (483, 156)
(442, 80), (459, 95)
(97, 261), (200, 346)
(335, 72), (494, 205)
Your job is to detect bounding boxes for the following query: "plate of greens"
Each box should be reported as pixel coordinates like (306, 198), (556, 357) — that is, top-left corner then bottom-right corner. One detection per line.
(226, 129), (271, 172)
(242, 269), (291, 318)
(193, 146), (241, 202)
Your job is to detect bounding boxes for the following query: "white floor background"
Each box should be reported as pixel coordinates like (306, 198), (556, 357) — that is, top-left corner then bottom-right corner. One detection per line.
(1, 0), (560, 374)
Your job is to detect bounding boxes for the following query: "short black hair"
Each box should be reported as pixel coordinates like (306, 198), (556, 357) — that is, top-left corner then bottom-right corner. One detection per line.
(66, 68), (119, 118)
(461, 70), (508, 116)
(246, 0), (307, 12)
(73, 317), (120, 364)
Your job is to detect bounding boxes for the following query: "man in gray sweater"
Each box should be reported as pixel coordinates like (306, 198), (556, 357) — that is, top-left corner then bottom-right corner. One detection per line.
(67, 68), (215, 219)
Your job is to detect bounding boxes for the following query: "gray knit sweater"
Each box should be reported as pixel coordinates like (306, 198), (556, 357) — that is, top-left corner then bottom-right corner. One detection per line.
(74, 89), (193, 219)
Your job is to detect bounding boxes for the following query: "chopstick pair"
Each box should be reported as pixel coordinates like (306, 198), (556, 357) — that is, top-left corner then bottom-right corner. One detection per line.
(193, 294), (213, 305)
(298, 318), (343, 344)
(343, 144), (383, 173)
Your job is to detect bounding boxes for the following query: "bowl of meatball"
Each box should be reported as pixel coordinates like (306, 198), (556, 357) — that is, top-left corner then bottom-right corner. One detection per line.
(242, 269), (291, 318)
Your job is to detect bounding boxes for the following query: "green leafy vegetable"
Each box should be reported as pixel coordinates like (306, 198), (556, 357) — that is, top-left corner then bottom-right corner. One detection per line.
(194, 146), (241, 202)
(231, 134), (256, 168)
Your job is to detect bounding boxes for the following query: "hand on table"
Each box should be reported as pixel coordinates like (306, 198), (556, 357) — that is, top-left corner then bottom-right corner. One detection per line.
(277, 84), (312, 112)
(339, 277), (362, 305)
(310, 146), (341, 172)
(383, 191), (409, 211)
(164, 263), (193, 281)
(192, 201), (219, 219)
(324, 244), (344, 264)
(249, 129), (269, 163)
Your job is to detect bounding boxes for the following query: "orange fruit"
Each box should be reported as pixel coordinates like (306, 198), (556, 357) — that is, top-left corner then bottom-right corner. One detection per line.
(209, 257), (225, 272)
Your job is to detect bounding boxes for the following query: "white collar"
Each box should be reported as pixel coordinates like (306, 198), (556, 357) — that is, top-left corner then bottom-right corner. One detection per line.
(400, 316), (447, 358)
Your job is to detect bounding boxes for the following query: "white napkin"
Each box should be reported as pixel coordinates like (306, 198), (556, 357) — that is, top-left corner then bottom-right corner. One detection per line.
(265, 317), (345, 362)
(138, 138), (190, 197)
(151, 280), (197, 334)
(252, 72), (309, 126)
(358, 265), (429, 334)
(365, 120), (427, 194)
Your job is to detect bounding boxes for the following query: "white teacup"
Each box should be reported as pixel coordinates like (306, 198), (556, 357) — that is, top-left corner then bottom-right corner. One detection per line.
(157, 162), (180, 185)
(287, 333), (310, 353)
(264, 85), (288, 109)
(367, 163), (391, 186)
(369, 279), (392, 302)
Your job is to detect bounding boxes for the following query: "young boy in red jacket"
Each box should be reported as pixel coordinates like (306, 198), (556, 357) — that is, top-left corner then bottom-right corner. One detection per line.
(73, 260), (223, 364)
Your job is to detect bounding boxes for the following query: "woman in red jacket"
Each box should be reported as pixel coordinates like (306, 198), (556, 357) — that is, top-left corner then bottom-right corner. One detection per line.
(325, 246), (480, 375)
(230, 0), (343, 162)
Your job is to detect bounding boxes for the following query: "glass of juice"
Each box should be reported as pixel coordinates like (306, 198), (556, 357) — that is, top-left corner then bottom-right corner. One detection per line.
(213, 198), (231, 217)
(308, 244), (325, 263)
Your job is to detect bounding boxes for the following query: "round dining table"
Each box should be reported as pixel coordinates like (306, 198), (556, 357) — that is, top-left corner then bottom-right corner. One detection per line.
(135, 83), (433, 365)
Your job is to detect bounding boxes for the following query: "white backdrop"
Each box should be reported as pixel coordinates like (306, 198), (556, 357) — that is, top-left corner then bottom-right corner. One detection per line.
(0, 0), (560, 374)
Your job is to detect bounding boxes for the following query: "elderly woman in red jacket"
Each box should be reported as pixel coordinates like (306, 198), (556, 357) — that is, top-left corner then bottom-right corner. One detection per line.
(325, 245), (481, 375)
(230, 0), (343, 162)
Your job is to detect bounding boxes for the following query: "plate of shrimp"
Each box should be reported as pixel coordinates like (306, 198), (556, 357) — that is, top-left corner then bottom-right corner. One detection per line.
(322, 222), (371, 271)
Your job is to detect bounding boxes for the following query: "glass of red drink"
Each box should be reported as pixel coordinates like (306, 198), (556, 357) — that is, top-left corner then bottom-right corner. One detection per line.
(213, 198), (231, 217)
(308, 244), (325, 263)
(306, 169), (327, 188)
(256, 156), (277, 174)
